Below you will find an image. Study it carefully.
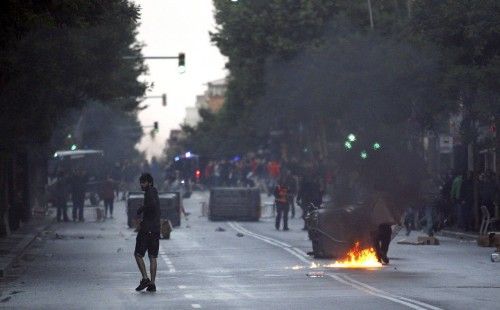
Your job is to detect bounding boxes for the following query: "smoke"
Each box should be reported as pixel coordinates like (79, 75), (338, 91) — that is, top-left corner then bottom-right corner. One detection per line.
(51, 101), (145, 169)
(256, 20), (444, 206)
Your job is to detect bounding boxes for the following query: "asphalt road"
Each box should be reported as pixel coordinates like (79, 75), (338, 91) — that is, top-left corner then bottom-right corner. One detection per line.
(1, 191), (498, 309)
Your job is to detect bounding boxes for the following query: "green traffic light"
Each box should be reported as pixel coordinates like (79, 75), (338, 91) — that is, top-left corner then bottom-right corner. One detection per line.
(344, 141), (352, 150)
(373, 142), (381, 150)
(70, 144), (77, 151)
(347, 134), (356, 142)
(360, 150), (368, 159)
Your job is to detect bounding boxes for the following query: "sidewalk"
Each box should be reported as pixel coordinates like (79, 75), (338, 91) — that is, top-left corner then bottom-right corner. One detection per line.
(438, 228), (478, 240)
(0, 214), (53, 277)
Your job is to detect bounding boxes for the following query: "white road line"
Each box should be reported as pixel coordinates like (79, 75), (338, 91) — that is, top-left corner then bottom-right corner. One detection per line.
(184, 294), (194, 299)
(191, 304), (201, 309)
(159, 244), (176, 273)
(342, 275), (443, 310)
(326, 274), (428, 310)
(178, 285), (187, 289)
(227, 221), (443, 310)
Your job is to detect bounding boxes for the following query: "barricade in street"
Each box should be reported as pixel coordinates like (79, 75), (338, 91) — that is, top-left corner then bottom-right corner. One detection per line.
(127, 191), (181, 228)
(159, 192), (181, 227)
(209, 187), (261, 221)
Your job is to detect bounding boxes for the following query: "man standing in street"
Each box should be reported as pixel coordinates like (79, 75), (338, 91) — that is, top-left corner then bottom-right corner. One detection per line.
(70, 168), (87, 222)
(54, 171), (69, 222)
(134, 173), (161, 292)
(100, 174), (116, 219)
(284, 169), (297, 219)
(297, 172), (322, 230)
(274, 176), (290, 231)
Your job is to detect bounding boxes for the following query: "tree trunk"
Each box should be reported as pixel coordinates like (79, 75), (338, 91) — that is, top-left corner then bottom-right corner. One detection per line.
(495, 115), (500, 217)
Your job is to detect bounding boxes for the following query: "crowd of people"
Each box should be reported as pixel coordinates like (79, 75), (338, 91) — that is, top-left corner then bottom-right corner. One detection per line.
(404, 170), (499, 236)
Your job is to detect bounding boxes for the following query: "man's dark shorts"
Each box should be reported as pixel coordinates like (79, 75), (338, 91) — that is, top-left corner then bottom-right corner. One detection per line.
(134, 230), (160, 258)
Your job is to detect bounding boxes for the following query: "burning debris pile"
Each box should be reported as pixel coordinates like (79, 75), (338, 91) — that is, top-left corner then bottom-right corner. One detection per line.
(326, 242), (382, 269)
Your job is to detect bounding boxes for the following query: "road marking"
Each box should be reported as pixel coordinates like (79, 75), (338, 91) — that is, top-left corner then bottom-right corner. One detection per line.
(159, 244), (176, 273)
(191, 304), (201, 309)
(228, 222), (310, 264)
(185, 294), (194, 299)
(228, 221), (443, 310)
(178, 285), (187, 289)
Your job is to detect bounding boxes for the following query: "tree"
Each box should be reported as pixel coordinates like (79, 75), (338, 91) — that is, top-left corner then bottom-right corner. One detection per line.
(410, 0), (500, 226)
(0, 0), (147, 147)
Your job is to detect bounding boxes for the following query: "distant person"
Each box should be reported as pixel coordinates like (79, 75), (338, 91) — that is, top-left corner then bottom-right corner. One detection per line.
(297, 174), (322, 230)
(450, 172), (463, 228)
(70, 169), (87, 222)
(53, 171), (69, 222)
(284, 170), (297, 218)
(100, 175), (116, 219)
(480, 170), (497, 217)
(460, 172), (474, 231)
(420, 176), (440, 237)
(134, 173), (161, 292)
(274, 176), (290, 231)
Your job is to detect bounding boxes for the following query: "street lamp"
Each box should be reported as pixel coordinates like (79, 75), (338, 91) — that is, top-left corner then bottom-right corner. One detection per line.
(347, 134), (356, 142)
(360, 150), (368, 159)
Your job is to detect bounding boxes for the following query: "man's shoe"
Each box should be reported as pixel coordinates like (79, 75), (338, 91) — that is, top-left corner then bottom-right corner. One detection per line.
(283, 227), (289, 231)
(135, 278), (151, 291)
(146, 283), (156, 292)
(380, 255), (389, 265)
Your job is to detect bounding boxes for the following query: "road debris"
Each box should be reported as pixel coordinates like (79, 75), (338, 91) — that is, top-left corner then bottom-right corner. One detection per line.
(396, 239), (424, 245)
(307, 271), (325, 278)
(215, 227), (226, 232)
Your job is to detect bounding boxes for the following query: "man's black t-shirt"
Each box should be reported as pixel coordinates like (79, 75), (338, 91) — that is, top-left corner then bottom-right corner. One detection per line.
(139, 186), (161, 233)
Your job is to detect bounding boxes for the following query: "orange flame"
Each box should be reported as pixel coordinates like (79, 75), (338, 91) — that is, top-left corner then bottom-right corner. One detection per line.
(327, 242), (382, 268)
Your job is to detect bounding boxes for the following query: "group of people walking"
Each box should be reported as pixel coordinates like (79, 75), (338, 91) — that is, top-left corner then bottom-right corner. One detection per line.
(51, 169), (118, 222)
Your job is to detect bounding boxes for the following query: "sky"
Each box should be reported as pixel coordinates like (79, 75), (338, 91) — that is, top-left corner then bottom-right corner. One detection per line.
(133, 0), (227, 160)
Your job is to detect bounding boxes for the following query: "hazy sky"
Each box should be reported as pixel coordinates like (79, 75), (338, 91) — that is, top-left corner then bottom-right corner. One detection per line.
(133, 0), (227, 160)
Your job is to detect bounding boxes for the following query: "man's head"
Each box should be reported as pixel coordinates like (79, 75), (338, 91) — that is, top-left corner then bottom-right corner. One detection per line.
(139, 173), (154, 191)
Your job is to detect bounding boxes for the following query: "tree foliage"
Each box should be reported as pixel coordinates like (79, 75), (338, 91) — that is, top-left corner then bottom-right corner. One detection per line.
(0, 0), (147, 148)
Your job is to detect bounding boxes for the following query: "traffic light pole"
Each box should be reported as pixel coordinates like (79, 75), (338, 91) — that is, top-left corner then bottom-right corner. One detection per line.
(122, 56), (179, 60)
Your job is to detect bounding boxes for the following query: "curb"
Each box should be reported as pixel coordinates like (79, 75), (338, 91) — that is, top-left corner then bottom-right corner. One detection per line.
(438, 229), (478, 241)
(0, 219), (53, 277)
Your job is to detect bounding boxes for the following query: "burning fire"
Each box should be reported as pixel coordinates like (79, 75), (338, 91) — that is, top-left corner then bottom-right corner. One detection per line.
(327, 242), (382, 268)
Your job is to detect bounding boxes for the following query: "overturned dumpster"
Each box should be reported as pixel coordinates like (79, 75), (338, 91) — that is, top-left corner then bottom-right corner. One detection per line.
(209, 187), (260, 221)
(307, 192), (402, 259)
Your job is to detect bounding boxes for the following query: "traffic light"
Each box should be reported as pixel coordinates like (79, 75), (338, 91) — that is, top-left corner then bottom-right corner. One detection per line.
(360, 150), (368, 159)
(344, 141), (353, 150)
(373, 142), (381, 150)
(178, 53), (185, 69)
(162, 94), (167, 106)
(153, 121), (159, 132)
(70, 144), (77, 151)
(347, 133), (356, 142)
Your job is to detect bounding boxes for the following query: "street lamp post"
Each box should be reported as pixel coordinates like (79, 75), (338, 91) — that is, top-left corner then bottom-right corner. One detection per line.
(367, 0), (374, 29)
